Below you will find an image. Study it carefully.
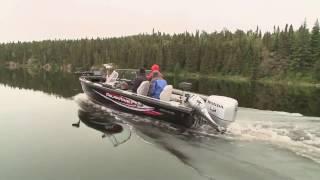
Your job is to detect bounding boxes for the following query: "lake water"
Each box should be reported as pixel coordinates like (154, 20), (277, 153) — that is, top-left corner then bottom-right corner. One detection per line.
(0, 68), (320, 180)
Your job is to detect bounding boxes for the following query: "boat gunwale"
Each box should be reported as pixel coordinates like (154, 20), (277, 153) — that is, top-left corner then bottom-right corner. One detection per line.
(79, 76), (194, 114)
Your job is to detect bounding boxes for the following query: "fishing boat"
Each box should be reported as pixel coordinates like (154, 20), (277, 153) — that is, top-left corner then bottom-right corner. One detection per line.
(79, 65), (238, 132)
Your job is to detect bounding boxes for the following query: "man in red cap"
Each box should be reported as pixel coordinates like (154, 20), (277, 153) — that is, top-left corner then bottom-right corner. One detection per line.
(147, 64), (163, 80)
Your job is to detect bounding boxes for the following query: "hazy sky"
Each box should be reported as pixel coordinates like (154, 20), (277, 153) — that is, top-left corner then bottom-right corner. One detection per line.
(0, 0), (319, 42)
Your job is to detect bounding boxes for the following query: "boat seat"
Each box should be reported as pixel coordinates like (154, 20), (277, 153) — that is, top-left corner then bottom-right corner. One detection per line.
(137, 81), (150, 96)
(105, 71), (119, 85)
(170, 94), (182, 102)
(160, 85), (173, 102)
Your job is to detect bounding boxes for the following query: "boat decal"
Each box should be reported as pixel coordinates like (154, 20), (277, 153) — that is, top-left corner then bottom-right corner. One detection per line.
(93, 90), (157, 112)
(143, 111), (162, 116)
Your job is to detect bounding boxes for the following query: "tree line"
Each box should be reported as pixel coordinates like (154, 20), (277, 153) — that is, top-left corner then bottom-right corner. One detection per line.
(0, 20), (319, 81)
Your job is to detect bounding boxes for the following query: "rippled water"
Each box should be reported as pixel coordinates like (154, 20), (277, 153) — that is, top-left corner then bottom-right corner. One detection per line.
(1, 69), (320, 180)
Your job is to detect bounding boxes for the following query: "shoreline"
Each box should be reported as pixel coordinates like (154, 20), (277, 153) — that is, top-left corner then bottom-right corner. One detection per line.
(2, 64), (319, 88)
(166, 72), (320, 88)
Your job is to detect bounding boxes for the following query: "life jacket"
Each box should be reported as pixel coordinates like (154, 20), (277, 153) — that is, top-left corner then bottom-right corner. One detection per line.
(150, 79), (167, 99)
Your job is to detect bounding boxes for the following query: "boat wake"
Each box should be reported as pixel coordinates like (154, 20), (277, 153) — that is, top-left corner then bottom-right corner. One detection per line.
(226, 108), (320, 164)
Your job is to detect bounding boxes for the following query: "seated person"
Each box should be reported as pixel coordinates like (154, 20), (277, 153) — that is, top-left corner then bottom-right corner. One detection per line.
(113, 80), (129, 90)
(148, 71), (167, 99)
(147, 64), (163, 80)
(131, 68), (147, 93)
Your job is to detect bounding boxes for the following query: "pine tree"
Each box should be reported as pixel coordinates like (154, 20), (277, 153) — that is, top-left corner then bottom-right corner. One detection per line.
(288, 24), (295, 56)
(278, 24), (289, 57)
(262, 32), (272, 50)
(310, 20), (320, 65)
(272, 26), (280, 51)
(290, 21), (312, 72)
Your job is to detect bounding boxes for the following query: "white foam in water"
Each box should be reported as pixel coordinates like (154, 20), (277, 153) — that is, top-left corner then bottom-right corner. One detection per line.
(73, 93), (89, 102)
(239, 108), (304, 117)
(227, 107), (320, 164)
(273, 111), (303, 117)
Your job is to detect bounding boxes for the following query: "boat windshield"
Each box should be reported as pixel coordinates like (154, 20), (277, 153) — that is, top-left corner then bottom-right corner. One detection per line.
(115, 69), (151, 81)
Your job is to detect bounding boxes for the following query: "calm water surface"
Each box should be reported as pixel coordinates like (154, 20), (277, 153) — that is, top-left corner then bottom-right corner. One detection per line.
(0, 68), (320, 180)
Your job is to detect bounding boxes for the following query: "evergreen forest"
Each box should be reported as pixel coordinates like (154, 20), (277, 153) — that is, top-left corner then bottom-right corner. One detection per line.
(1, 20), (320, 82)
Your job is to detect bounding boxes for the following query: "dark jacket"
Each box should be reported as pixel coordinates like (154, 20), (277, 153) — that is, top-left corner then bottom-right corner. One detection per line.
(131, 74), (147, 93)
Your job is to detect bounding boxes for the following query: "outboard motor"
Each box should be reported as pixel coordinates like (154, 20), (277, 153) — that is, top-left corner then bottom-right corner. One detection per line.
(187, 94), (238, 132)
(187, 95), (222, 132)
(205, 95), (238, 128)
